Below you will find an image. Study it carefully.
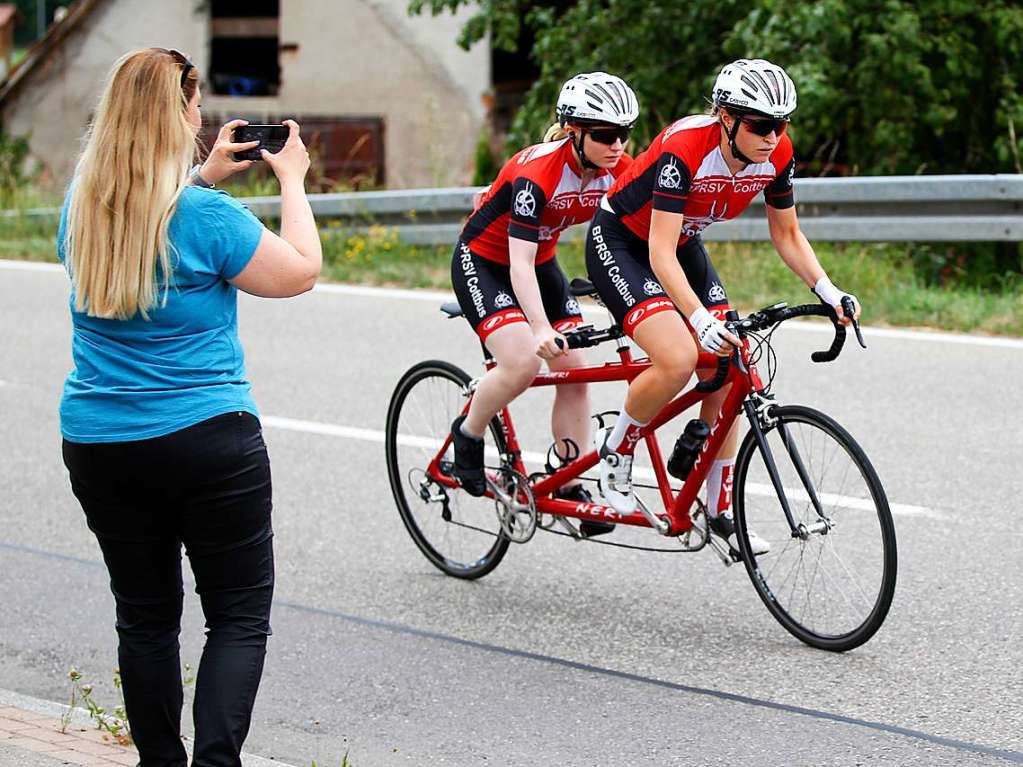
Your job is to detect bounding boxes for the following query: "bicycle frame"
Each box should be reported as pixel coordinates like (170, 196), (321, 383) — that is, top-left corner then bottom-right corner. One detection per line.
(426, 337), (767, 537)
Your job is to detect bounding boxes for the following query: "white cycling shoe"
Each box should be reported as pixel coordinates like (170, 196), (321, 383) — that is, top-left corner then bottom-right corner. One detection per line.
(708, 512), (771, 555)
(595, 427), (637, 515)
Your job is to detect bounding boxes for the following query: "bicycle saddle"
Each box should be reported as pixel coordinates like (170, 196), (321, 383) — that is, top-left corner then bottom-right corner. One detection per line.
(440, 302), (464, 318)
(570, 277), (598, 297)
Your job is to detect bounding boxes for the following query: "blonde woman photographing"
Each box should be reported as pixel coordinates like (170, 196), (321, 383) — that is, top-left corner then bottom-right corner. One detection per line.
(58, 48), (320, 766)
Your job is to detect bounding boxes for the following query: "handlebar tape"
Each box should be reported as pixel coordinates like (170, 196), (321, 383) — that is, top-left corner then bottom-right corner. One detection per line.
(695, 355), (731, 392)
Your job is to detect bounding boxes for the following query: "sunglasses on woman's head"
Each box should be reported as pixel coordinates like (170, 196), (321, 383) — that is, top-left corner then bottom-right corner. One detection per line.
(586, 125), (632, 145)
(164, 48), (194, 88)
(742, 117), (789, 137)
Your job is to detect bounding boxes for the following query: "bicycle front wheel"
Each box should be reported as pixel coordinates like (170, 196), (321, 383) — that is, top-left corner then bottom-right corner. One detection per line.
(733, 405), (897, 652)
(385, 360), (510, 579)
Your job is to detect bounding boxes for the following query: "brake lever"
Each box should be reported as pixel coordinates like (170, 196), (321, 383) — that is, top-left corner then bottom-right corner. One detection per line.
(841, 296), (867, 349)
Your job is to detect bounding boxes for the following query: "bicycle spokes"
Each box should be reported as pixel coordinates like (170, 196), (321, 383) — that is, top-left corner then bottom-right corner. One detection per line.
(734, 406), (897, 651)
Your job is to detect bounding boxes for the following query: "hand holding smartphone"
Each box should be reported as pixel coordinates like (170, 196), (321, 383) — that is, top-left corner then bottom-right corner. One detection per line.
(232, 124), (290, 161)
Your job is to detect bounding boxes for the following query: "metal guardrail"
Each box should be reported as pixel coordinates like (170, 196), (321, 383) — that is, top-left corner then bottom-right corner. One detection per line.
(242, 175), (1023, 243)
(6, 175), (1022, 243)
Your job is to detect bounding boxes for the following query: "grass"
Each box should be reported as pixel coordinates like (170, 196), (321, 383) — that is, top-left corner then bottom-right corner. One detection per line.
(3, 208), (1020, 336)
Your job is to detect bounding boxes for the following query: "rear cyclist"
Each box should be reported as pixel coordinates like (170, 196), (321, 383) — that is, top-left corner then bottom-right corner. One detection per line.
(450, 72), (638, 536)
(585, 59), (861, 553)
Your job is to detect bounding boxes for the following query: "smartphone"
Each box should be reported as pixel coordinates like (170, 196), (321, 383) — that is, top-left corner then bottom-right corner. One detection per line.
(232, 124), (289, 161)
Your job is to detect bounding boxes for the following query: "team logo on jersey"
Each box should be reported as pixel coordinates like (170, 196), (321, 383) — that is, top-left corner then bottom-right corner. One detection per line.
(643, 278), (663, 296)
(565, 298), (581, 315)
(657, 158), (683, 190)
(494, 291), (514, 309)
(513, 183), (537, 218)
(708, 282), (727, 302)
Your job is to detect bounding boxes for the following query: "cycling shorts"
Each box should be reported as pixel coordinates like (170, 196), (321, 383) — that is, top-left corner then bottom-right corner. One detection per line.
(450, 240), (584, 342)
(584, 207), (731, 336)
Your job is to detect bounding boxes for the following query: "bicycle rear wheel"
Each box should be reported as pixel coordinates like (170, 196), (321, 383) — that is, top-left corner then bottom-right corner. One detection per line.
(733, 405), (897, 652)
(385, 360), (509, 579)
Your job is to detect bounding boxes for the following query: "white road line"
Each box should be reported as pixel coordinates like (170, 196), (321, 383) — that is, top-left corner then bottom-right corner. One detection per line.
(4, 259), (1021, 349)
(0, 259), (63, 273)
(262, 414), (943, 519)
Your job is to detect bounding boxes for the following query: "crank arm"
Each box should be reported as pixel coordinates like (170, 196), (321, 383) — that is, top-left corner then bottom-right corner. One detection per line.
(635, 495), (671, 536)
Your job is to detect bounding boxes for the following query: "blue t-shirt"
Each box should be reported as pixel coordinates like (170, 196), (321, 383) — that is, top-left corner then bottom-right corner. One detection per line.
(58, 185), (265, 443)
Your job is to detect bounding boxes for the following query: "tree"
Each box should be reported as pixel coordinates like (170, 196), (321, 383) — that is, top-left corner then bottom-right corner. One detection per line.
(408, 0), (1023, 176)
(410, 0), (1023, 285)
(11, 0), (65, 46)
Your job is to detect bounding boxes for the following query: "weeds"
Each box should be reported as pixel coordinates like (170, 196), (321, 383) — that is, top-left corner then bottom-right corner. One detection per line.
(311, 754), (351, 767)
(60, 663), (195, 747)
(61, 667), (131, 746)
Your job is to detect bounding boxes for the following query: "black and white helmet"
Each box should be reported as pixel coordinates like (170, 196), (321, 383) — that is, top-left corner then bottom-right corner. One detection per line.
(712, 59), (797, 119)
(556, 72), (639, 127)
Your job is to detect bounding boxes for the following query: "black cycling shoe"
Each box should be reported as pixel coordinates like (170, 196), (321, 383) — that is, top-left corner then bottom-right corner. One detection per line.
(707, 511), (771, 555)
(555, 484), (615, 537)
(450, 415), (486, 497)
(707, 512), (736, 541)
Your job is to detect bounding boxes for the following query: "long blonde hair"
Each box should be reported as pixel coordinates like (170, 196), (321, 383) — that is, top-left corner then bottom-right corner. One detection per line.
(65, 48), (199, 319)
(543, 123), (569, 142)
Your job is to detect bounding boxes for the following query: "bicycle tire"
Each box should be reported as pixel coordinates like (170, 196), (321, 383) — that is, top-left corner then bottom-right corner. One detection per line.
(733, 405), (897, 652)
(385, 359), (510, 579)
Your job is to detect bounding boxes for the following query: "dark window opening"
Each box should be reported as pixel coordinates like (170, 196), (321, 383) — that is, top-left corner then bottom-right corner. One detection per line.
(208, 0), (280, 96)
(210, 0), (279, 17)
(489, 2), (572, 135)
(490, 24), (538, 136)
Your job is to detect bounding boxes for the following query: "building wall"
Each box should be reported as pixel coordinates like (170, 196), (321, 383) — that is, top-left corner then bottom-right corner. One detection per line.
(1, 0), (489, 188)
(1, 0), (202, 185)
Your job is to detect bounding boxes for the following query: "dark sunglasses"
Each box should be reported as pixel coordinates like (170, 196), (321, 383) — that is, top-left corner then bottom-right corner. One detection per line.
(165, 48), (194, 88)
(586, 125), (632, 145)
(741, 117), (789, 137)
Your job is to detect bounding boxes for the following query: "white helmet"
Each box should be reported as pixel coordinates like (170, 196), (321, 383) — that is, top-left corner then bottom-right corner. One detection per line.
(712, 59), (797, 119)
(556, 72), (639, 127)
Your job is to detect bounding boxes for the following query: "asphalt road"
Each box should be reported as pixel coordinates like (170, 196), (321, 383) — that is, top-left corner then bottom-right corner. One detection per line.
(1, 260), (1021, 766)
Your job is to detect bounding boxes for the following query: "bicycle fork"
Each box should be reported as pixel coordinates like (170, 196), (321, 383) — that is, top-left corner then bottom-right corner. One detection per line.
(742, 398), (831, 540)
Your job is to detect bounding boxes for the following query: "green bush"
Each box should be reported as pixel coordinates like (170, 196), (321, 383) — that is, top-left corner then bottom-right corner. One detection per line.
(0, 131), (34, 208)
(472, 129), (499, 187)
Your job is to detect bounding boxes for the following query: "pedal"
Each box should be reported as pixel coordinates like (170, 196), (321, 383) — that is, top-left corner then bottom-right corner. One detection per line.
(706, 534), (734, 566)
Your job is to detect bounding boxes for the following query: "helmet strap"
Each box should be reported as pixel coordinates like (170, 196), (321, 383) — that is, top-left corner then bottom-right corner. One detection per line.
(572, 130), (600, 171)
(726, 115), (755, 166)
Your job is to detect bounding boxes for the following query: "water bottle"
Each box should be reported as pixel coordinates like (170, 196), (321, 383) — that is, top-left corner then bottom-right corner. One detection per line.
(667, 418), (711, 479)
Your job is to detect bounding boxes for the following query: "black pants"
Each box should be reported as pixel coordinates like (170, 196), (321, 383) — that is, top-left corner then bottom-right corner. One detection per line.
(62, 411), (274, 767)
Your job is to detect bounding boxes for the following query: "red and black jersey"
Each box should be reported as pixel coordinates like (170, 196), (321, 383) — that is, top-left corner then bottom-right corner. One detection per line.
(605, 114), (795, 244)
(461, 138), (633, 265)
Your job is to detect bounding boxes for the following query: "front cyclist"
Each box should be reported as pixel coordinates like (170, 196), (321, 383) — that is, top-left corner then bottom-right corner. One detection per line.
(450, 72), (638, 537)
(585, 59), (860, 554)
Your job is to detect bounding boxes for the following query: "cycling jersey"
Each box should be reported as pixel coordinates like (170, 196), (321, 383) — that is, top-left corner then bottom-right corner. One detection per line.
(606, 114), (794, 244)
(451, 241), (583, 342)
(461, 138), (633, 265)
